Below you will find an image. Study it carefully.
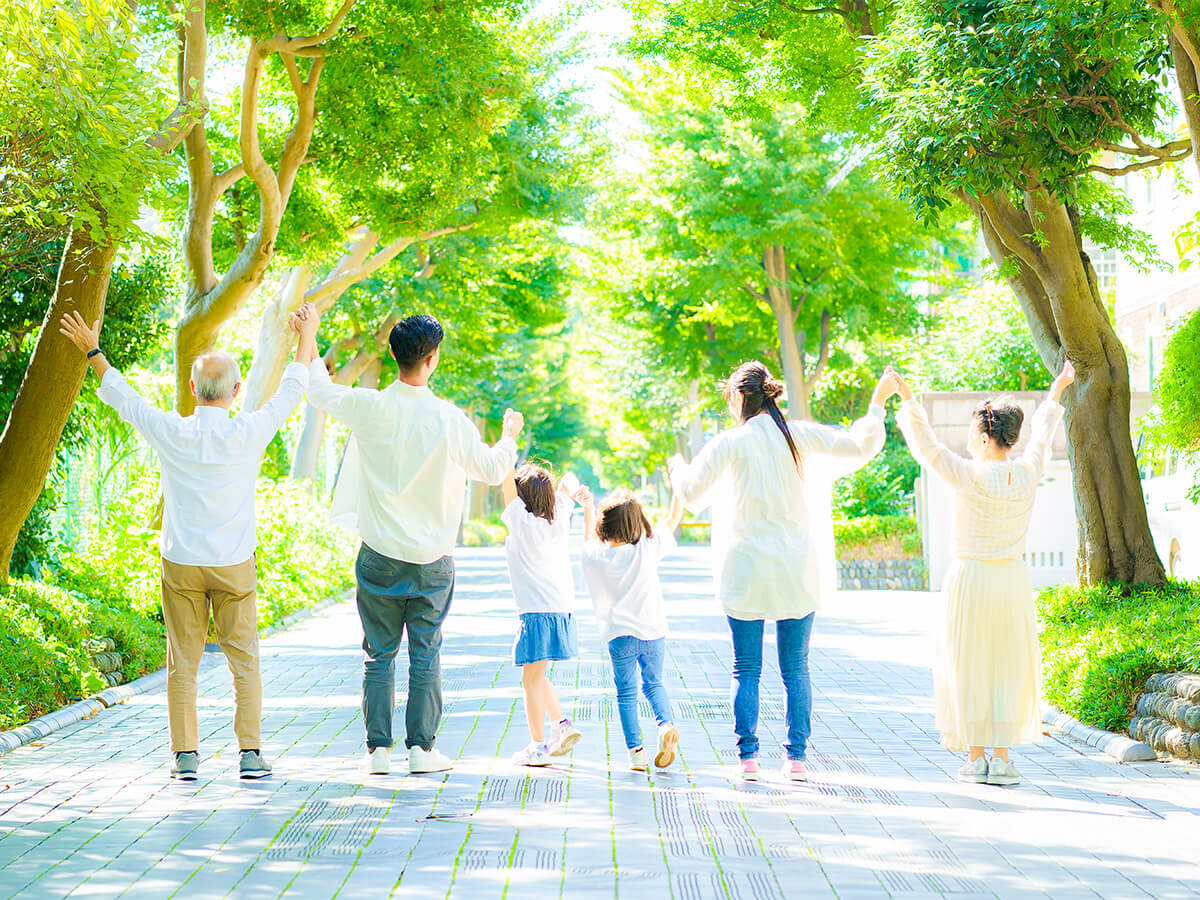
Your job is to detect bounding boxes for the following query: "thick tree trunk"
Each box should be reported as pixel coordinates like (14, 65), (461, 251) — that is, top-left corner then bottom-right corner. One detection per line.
(290, 403), (327, 481)
(0, 227), (116, 575)
(973, 190), (1165, 585)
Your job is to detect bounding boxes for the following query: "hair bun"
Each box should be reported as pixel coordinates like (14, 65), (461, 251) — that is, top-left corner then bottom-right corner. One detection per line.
(763, 377), (784, 401)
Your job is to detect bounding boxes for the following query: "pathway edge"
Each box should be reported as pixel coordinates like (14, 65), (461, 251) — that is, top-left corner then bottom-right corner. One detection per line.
(1042, 704), (1157, 762)
(0, 590), (351, 759)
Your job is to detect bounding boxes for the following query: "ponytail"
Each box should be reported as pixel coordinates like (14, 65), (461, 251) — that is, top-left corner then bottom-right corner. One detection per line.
(725, 361), (803, 475)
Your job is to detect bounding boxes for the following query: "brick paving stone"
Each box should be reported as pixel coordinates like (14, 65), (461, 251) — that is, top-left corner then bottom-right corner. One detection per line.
(3, 546), (1200, 899)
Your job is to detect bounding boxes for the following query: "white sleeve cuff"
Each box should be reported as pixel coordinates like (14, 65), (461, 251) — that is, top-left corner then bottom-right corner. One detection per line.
(308, 358), (330, 382)
(282, 361), (310, 386)
(868, 403), (886, 420)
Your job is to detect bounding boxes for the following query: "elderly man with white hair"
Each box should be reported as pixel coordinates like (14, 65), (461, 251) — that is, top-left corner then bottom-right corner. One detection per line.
(59, 307), (319, 782)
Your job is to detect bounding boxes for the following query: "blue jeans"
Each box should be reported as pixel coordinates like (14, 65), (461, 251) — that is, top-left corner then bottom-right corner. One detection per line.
(607, 637), (674, 750)
(727, 614), (815, 761)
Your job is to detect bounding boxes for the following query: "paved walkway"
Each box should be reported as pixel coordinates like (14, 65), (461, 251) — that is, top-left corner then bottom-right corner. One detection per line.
(1, 547), (1199, 899)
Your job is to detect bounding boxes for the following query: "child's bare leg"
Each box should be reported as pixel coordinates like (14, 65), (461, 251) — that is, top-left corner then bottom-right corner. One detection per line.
(968, 745), (986, 762)
(522, 662), (548, 742)
(538, 673), (564, 722)
(992, 746), (1009, 761)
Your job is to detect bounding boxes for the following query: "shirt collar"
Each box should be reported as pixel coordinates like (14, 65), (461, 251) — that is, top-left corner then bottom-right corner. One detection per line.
(388, 381), (433, 397)
(193, 405), (231, 421)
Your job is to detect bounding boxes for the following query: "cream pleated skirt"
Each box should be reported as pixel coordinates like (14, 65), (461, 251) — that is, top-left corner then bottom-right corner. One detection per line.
(935, 557), (1041, 751)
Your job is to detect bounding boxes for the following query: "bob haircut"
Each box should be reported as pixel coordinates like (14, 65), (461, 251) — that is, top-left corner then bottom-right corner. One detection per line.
(515, 464), (556, 523)
(596, 489), (653, 545)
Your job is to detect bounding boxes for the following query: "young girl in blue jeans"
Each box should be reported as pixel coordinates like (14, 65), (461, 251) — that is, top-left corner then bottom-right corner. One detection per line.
(502, 464), (585, 767)
(580, 488), (684, 771)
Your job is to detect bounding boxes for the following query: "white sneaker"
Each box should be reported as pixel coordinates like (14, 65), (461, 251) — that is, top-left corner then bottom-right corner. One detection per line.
(654, 723), (679, 769)
(628, 747), (649, 772)
(548, 718), (582, 756)
(409, 745), (454, 774)
(365, 747), (390, 775)
(987, 757), (1020, 785)
(957, 756), (989, 783)
(512, 742), (552, 767)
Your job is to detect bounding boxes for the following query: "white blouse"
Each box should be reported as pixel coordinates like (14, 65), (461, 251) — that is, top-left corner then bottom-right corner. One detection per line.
(670, 407), (886, 620)
(896, 399), (1065, 562)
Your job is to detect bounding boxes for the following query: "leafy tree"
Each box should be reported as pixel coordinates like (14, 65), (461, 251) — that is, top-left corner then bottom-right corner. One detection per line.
(1143, 307), (1200, 499)
(0, 0), (177, 576)
(864, 0), (1179, 585)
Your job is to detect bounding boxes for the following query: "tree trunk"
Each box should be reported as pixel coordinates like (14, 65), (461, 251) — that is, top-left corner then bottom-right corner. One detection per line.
(0, 227), (116, 575)
(972, 190), (1165, 586)
(290, 402), (328, 481)
(242, 266), (313, 411)
(685, 378), (705, 455)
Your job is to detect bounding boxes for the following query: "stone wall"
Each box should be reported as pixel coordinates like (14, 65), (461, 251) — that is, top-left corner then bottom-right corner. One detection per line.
(1129, 673), (1200, 761)
(837, 559), (928, 591)
(83, 636), (125, 688)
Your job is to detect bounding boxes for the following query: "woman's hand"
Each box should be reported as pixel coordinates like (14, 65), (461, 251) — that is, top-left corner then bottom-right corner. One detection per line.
(870, 368), (899, 406)
(1049, 359), (1075, 403)
(887, 366), (916, 404)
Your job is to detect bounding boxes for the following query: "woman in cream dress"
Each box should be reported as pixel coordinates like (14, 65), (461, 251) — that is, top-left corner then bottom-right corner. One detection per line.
(892, 361), (1074, 785)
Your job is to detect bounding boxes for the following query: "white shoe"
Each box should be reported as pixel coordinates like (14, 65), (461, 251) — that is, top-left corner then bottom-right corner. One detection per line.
(409, 745), (454, 774)
(987, 757), (1020, 785)
(548, 718), (582, 756)
(654, 723), (679, 769)
(512, 742), (552, 767)
(957, 756), (989, 783)
(365, 747), (390, 775)
(628, 747), (649, 772)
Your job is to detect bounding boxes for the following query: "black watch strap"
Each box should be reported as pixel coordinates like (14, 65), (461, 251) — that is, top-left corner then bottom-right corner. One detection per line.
(87, 348), (103, 359)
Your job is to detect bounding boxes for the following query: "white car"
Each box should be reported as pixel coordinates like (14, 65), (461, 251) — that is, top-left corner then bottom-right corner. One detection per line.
(1142, 449), (1200, 579)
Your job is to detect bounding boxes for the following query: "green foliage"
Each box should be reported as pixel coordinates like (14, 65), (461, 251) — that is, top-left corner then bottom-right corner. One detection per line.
(1038, 579), (1200, 732)
(833, 514), (921, 558)
(1143, 308), (1200, 499)
(462, 516), (507, 548)
(905, 281), (1053, 392)
(864, 0), (1174, 223)
(833, 452), (915, 519)
(0, 0), (173, 246)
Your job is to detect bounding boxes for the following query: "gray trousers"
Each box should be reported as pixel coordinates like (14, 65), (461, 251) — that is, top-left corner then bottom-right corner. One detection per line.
(355, 543), (455, 751)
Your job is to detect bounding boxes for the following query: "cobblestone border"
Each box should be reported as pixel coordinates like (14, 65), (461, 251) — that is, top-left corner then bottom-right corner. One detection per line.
(1042, 704), (1157, 762)
(0, 591), (350, 759)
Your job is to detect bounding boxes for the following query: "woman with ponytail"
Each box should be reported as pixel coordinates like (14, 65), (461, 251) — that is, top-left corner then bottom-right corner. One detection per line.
(668, 361), (898, 781)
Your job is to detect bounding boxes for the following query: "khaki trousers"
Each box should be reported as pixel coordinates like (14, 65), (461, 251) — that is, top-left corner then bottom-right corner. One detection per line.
(160, 556), (262, 753)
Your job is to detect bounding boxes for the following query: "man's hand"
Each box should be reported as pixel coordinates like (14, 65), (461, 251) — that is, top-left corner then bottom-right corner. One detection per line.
(559, 472), (581, 497)
(58, 310), (101, 354)
(289, 302), (320, 366)
(502, 408), (525, 440)
(1049, 359), (1076, 403)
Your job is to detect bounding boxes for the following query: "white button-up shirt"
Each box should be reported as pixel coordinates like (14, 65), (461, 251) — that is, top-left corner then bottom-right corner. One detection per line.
(307, 359), (517, 565)
(670, 407), (886, 620)
(96, 362), (309, 567)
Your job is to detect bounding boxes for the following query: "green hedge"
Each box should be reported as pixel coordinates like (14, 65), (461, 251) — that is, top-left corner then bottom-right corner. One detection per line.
(834, 514), (921, 557)
(0, 472), (356, 733)
(1037, 580), (1200, 733)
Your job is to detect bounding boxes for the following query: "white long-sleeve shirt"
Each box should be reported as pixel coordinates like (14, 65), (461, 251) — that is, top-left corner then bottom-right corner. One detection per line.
(896, 398), (1064, 562)
(307, 359), (517, 564)
(670, 407), (886, 620)
(96, 362), (308, 567)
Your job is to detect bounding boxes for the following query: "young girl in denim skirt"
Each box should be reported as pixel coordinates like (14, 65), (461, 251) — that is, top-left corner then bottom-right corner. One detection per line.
(502, 464), (586, 767)
(580, 488), (684, 772)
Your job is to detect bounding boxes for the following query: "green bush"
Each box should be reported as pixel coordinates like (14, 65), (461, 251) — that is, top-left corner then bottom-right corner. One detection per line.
(462, 516), (507, 547)
(1143, 307), (1200, 499)
(1037, 580), (1200, 733)
(834, 514), (921, 558)
(832, 449), (915, 518)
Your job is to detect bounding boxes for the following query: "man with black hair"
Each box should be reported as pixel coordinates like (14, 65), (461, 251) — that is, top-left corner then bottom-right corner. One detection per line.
(293, 304), (523, 776)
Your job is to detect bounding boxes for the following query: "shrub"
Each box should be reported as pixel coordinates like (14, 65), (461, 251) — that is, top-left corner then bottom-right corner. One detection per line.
(462, 516), (507, 547)
(834, 514), (921, 558)
(1037, 580), (1200, 733)
(1143, 307), (1200, 500)
(832, 450), (915, 518)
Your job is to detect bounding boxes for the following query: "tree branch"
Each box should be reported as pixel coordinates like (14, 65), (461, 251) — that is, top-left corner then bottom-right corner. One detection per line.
(808, 308), (832, 387)
(264, 0), (355, 53)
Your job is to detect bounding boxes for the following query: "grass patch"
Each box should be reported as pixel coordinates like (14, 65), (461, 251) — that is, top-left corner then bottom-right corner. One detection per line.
(1037, 579), (1200, 733)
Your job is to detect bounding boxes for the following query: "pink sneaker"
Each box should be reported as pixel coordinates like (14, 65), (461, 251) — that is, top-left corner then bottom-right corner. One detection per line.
(781, 760), (807, 782)
(740, 758), (760, 781)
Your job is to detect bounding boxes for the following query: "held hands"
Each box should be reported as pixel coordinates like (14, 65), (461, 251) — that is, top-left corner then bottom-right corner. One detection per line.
(871, 367), (901, 406)
(288, 302), (320, 341)
(573, 484), (594, 509)
(58, 310), (101, 354)
(667, 453), (686, 481)
(1049, 358), (1076, 403)
(501, 408), (525, 440)
(887, 365), (915, 404)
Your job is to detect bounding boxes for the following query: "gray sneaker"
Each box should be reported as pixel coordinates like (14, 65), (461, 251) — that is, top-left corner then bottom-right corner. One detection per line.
(171, 751), (199, 781)
(239, 750), (272, 779)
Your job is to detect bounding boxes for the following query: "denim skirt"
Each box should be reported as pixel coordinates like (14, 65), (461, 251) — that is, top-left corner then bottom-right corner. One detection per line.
(513, 612), (578, 666)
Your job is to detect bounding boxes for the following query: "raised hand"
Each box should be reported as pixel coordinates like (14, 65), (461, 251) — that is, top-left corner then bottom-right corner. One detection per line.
(887, 366), (915, 404)
(58, 310), (101, 354)
(573, 484), (594, 508)
(1049, 358), (1076, 403)
(871, 367), (899, 405)
(502, 408), (525, 440)
(667, 453), (686, 479)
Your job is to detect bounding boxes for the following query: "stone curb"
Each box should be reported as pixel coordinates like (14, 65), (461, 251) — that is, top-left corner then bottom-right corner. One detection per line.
(1042, 704), (1158, 762)
(0, 590), (351, 760)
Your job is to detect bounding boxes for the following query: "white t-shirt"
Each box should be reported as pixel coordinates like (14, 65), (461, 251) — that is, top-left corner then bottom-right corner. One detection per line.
(581, 529), (676, 642)
(502, 493), (576, 614)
